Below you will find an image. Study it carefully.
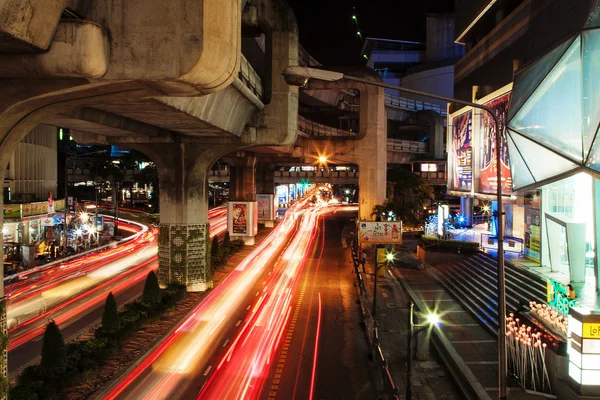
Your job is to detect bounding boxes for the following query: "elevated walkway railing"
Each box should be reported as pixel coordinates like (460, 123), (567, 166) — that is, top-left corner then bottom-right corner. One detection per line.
(239, 54), (263, 100)
(387, 138), (427, 153)
(297, 115), (356, 137)
(385, 93), (447, 116)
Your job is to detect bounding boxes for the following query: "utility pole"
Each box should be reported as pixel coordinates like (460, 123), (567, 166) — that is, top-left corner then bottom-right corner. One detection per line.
(62, 131), (69, 254)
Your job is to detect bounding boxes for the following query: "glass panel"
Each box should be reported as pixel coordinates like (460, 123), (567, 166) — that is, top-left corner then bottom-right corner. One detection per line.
(508, 37), (574, 123)
(585, 0), (600, 28)
(547, 220), (570, 275)
(509, 37), (583, 163)
(583, 30), (600, 160)
(506, 133), (535, 189)
(508, 129), (579, 182)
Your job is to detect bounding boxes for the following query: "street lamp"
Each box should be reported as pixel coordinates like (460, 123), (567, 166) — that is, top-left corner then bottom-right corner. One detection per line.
(407, 300), (440, 400)
(283, 66), (508, 399)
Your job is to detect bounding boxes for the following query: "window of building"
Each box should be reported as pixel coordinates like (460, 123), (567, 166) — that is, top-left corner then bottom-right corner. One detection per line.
(420, 163), (438, 172)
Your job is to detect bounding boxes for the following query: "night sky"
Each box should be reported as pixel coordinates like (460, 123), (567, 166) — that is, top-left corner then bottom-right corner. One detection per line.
(287, 0), (454, 65)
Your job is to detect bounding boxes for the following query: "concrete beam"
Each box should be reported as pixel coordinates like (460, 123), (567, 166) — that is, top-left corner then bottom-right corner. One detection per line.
(0, 0), (67, 52)
(0, 20), (108, 78)
(87, 0), (240, 95)
(46, 107), (175, 140)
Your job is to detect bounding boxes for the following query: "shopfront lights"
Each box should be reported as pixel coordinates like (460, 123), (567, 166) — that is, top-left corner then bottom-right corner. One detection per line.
(79, 212), (89, 223)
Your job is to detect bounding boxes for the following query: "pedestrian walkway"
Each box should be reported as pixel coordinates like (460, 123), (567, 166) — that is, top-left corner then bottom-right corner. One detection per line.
(357, 246), (544, 400)
(357, 248), (462, 400)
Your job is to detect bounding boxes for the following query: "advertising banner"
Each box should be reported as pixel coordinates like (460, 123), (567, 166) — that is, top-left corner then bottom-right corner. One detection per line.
(47, 193), (55, 214)
(358, 221), (402, 244)
(96, 216), (104, 231)
(41, 216), (55, 227)
(232, 203), (248, 234)
(276, 185), (288, 205)
(479, 91), (513, 194)
(3, 204), (21, 218)
(55, 199), (65, 211)
(256, 194), (276, 221)
(452, 110), (473, 191)
(228, 201), (258, 237)
(103, 221), (115, 237)
(2, 223), (16, 242)
(524, 190), (541, 262)
(22, 202), (44, 217)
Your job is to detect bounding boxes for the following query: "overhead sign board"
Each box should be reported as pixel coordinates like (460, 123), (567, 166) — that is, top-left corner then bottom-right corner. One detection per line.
(358, 221), (402, 244)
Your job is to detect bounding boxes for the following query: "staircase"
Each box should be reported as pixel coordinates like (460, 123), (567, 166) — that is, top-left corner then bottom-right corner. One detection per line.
(431, 252), (547, 334)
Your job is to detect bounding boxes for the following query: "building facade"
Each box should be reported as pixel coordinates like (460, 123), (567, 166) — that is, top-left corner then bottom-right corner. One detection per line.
(448, 0), (599, 392)
(4, 124), (57, 203)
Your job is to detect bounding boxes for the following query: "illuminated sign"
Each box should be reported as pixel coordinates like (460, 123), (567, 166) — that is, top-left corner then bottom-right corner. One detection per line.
(583, 323), (600, 339)
(569, 307), (600, 386)
(358, 221), (402, 244)
(547, 279), (576, 315)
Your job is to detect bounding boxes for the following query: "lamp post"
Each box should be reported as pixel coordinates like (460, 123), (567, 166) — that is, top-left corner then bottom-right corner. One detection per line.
(407, 300), (440, 399)
(282, 66), (507, 399)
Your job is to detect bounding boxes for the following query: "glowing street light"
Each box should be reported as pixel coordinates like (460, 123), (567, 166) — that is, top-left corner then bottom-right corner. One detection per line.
(408, 301), (441, 399)
(426, 312), (440, 326)
(74, 228), (83, 236)
(79, 212), (89, 223)
(385, 252), (394, 262)
(318, 155), (328, 164)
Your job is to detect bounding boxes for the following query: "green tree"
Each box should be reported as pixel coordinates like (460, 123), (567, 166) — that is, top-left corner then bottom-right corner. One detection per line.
(143, 271), (161, 304)
(372, 167), (435, 225)
(101, 292), (120, 332)
(211, 236), (220, 268)
(40, 321), (67, 375)
(138, 162), (159, 212)
(222, 231), (231, 257)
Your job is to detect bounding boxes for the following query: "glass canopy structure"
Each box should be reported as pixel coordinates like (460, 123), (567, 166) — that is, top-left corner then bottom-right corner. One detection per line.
(507, 7), (600, 190)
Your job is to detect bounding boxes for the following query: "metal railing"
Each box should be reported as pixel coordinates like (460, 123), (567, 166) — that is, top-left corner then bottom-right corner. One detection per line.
(297, 115), (356, 137)
(239, 54), (264, 100)
(351, 246), (400, 399)
(387, 138), (427, 153)
(385, 93), (447, 116)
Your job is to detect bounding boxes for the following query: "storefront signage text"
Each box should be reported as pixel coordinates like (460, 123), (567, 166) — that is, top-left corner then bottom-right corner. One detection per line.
(583, 323), (600, 339)
(547, 278), (576, 315)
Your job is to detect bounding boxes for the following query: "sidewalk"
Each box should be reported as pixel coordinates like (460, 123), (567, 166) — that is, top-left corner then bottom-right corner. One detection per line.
(356, 248), (462, 399)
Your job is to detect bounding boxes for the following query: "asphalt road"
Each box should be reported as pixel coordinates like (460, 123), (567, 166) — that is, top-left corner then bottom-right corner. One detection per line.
(260, 211), (377, 400)
(8, 275), (148, 375)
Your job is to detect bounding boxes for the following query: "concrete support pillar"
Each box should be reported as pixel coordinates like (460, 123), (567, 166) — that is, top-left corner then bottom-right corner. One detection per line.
(460, 197), (473, 227)
(255, 163), (275, 195)
(225, 153), (258, 245)
(134, 143), (235, 292)
(356, 87), (387, 221)
(229, 155), (257, 202)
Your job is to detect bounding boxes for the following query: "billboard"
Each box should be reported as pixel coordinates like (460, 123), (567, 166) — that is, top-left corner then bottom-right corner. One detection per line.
(256, 194), (276, 221)
(479, 91), (513, 194)
(228, 201), (258, 237)
(451, 110), (473, 191)
(524, 190), (541, 262)
(3, 204), (21, 218)
(358, 221), (402, 244)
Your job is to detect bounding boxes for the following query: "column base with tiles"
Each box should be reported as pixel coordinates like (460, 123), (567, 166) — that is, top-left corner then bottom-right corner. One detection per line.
(158, 223), (212, 292)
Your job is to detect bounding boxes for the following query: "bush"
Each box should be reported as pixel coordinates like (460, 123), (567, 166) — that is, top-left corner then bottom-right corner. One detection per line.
(222, 232), (231, 257)
(143, 271), (161, 304)
(418, 235), (479, 252)
(211, 237), (221, 267)
(40, 322), (67, 376)
(11, 283), (188, 398)
(101, 292), (120, 333)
